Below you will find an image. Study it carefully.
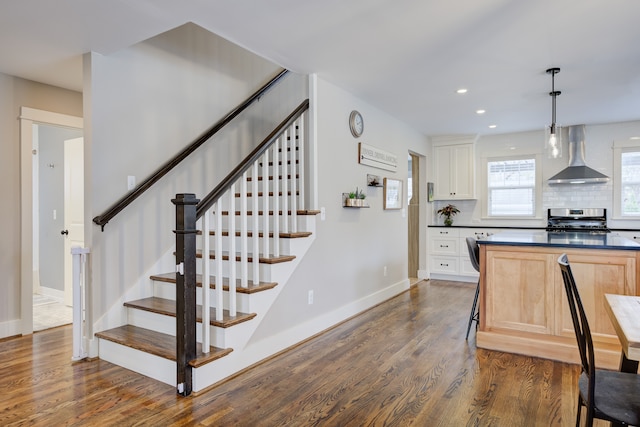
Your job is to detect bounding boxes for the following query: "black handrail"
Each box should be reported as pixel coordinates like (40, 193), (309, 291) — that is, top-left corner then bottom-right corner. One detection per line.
(93, 68), (290, 231)
(196, 98), (309, 219)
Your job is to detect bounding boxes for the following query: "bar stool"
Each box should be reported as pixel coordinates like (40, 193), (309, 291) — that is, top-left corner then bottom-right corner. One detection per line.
(465, 237), (480, 340)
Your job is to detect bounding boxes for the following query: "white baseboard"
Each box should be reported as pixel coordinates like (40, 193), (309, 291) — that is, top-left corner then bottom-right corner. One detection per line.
(0, 319), (23, 339)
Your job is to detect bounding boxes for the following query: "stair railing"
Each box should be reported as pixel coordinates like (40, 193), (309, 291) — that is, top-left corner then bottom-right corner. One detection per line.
(93, 69), (290, 231)
(173, 99), (309, 396)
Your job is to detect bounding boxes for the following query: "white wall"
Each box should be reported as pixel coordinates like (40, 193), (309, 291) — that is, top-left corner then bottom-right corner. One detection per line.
(430, 121), (640, 229)
(85, 23), (307, 330)
(0, 72), (82, 338)
(248, 78), (429, 343)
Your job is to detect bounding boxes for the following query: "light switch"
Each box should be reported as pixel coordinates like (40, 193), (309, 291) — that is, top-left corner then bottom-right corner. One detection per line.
(127, 175), (136, 191)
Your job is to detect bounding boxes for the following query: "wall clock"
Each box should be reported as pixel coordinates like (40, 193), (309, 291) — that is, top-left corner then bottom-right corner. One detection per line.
(349, 110), (363, 138)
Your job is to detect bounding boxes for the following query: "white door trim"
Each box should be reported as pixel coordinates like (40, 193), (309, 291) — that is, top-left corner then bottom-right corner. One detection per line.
(20, 107), (83, 335)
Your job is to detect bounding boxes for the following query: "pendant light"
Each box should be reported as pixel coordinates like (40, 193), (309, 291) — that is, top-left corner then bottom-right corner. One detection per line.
(546, 67), (562, 158)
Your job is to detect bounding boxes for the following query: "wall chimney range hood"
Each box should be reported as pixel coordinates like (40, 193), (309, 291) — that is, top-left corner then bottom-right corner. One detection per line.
(547, 125), (609, 185)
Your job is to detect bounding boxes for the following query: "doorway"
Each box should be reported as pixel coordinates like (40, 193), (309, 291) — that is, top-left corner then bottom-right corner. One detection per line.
(20, 108), (83, 334)
(408, 152), (420, 280)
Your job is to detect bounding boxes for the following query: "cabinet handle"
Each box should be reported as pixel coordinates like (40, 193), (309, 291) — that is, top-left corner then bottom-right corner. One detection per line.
(440, 263), (448, 267)
(440, 245), (448, 248)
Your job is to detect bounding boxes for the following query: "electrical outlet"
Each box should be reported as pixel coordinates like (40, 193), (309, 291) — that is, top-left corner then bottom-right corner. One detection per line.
(383, 266), (388, 276)
(127, 175), (136, 191)
(320, 207), (326, 221)
(308, 290), (314, 305)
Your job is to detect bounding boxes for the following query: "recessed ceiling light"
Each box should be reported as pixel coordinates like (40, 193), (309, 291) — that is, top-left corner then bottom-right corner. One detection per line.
(476, 109), (486, 114)
(488, 125), (497, 129)
(456, 88), (468, 94)
(631, 136), (640, 140)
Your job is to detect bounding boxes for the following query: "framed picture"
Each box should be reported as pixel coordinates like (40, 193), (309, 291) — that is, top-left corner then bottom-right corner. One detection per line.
(427, 182), (434, 202)
(383, 178), (402, 210)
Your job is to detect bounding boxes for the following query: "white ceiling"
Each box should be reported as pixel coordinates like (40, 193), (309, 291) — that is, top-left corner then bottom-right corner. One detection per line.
(2, 0), (640, 137)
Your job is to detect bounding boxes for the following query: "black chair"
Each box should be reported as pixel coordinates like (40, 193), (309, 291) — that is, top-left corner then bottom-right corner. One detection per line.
(465, 237), (480, 340)
(557, 253), (640, 427)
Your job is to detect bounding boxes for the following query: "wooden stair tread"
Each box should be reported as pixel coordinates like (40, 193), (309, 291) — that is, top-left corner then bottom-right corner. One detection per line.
(205, 230), (312, 239)
(195, 250), (296, 264)
(124, 297), (257, 328)
(246, 174), (299, 182)
(197, 230), (311, 239)
(217, 209), (318, 216)
(234, 191), (299, 197)
(95, 325), (232, 367)
(151, 272), (278, 293)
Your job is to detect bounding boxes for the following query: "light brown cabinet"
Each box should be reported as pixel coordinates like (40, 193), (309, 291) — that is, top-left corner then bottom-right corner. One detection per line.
(478, 244), (638, 369)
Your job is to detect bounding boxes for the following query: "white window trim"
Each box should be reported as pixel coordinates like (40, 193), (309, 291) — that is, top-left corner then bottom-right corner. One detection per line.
(613, 140), (640, 219)
(480, 153), (543, 219)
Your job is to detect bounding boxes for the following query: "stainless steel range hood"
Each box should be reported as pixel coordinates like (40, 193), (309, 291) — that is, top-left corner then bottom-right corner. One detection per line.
(547, 124), (609, 185)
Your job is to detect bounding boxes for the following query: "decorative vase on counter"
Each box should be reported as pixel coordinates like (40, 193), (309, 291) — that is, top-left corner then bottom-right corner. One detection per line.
(444, 217), (453, 226)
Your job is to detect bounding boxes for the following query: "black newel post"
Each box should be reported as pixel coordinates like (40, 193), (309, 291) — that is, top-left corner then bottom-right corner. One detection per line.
(172, 193), (199, 396)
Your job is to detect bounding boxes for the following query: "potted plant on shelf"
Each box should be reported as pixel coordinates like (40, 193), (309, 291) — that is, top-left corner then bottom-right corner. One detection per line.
(356, 188), (366, 206)
(437, 204), (460, 226)
(346, 191), (357, 207)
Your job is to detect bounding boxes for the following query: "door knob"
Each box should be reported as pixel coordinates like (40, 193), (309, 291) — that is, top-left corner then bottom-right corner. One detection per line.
(61, 230), (69, 235)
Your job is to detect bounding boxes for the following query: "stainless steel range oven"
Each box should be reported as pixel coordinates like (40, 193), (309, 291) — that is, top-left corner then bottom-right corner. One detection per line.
(546, 208), (610, 234)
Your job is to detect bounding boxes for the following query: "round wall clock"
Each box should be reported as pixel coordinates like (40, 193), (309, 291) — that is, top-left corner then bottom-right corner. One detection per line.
(349, 110), (363, 138)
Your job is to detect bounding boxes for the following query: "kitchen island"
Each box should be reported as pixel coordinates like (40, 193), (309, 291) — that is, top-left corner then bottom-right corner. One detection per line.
(476, 230), (640, 369)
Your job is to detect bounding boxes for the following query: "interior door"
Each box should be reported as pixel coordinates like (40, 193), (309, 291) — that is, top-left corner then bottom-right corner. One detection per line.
(63, 137), (84, 306)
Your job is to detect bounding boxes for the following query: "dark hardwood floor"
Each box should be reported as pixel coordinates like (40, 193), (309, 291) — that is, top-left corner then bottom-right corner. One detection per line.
(1, 280), (604, 426)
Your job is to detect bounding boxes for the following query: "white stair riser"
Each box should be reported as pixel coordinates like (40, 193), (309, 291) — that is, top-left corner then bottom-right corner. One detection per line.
(153, 279), (269, 313)
(199, 215), (312, 233)
(193, 260), (277, 281)
(99, 339), (176, 387)
(127, 306), (175, 336)
(126, 305), (244, 349)
(195, 234), (311, 255)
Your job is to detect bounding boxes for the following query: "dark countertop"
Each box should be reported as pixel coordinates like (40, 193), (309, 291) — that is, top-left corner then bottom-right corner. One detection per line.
(428, 225), (543, 230)
(477, 230), (640, 251)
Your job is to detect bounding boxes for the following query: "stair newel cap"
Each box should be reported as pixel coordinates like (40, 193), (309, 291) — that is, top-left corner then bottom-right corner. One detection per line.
(171, 193), (200, 206)
(172, 193), (200, 234)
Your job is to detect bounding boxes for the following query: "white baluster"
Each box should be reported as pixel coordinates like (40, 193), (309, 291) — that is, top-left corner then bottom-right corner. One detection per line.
(202, 209), (211, 352)
(273, 139), (280, 257)
(240, 171), (248, 287)
(282, 129), (289, 235)
(215, 200), (223, 322)
(290, 123), (298, 233)
(252, 161), (260, 285)
(298, 115), (306, 212)
(262, 149), (270, 258)
(228, 185), (236, 317)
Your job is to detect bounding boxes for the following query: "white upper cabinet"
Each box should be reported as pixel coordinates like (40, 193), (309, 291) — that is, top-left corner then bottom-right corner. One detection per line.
(432, 139), (476, 200)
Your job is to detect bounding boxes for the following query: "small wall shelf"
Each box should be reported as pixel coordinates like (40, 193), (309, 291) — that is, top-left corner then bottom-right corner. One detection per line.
(342, 192), (369, 208)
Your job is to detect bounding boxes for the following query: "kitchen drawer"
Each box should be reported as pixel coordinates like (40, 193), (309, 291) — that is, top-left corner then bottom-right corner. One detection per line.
(430, 228), (459, 238)
(459, 228), (501, 240)
(430, 256), (459, 274)
(430, 237), (458, 256)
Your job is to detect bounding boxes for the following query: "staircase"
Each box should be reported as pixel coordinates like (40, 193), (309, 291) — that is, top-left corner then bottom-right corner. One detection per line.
(95, 101), (316, 394)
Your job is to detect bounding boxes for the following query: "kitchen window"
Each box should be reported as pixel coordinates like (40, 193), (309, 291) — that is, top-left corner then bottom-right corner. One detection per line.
(486, 157), (536, 216)
(617, 148), (640, 216)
